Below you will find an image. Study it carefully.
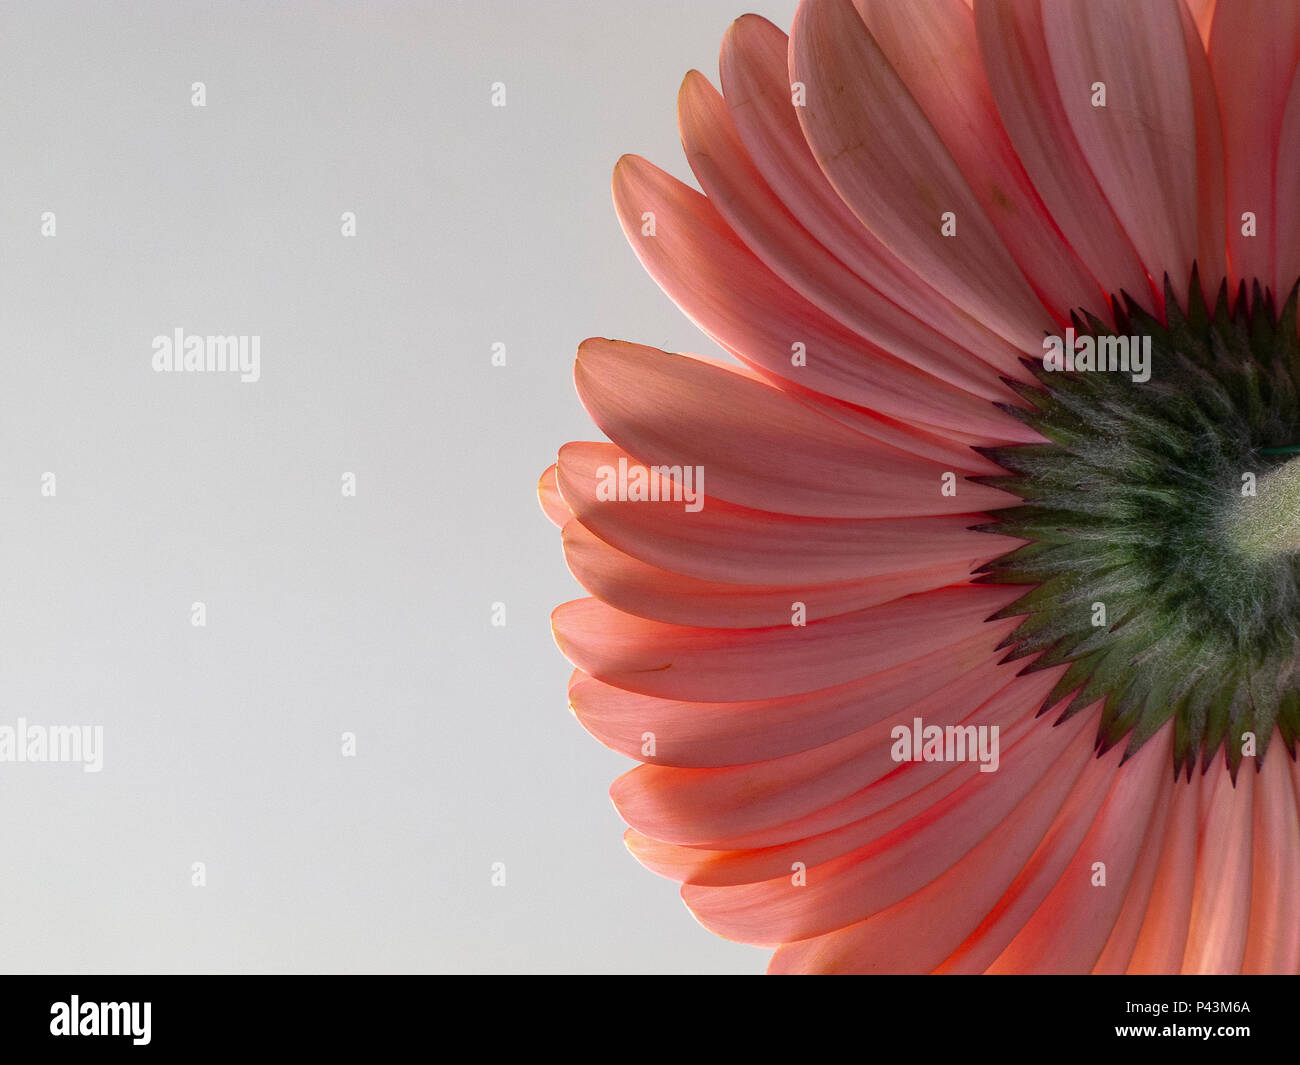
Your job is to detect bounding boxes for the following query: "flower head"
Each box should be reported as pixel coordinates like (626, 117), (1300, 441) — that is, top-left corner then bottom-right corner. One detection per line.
(540, 0), (1300, 974)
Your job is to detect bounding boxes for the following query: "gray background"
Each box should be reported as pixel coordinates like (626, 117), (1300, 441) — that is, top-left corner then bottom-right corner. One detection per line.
(0, 0), (798, 972)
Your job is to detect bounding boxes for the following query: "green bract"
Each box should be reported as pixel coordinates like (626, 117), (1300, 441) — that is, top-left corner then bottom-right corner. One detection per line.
(977, 271), (1300, 779)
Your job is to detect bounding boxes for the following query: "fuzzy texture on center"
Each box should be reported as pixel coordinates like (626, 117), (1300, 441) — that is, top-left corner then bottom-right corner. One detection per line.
(978, 272), (1300, 779)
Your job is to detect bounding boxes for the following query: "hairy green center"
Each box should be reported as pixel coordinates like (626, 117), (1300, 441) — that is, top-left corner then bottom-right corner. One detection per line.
(977, 272), (1300, 778)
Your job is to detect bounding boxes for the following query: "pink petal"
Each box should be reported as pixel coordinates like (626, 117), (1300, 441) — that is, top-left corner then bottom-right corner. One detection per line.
(853, 0), (1104, 315)
(1185, 0), (1216, 46)
(1181, 766), (1254, 973)
(790, 0), (1055, 351)
(768, 710), (1096, 973)
(985, 726), (1171, 973)
(1210, 0), (1300, 292)
(555, 442), (1020, 584)
(1241, 751), (1300, 972)
(935, 730), (1122, 972)
(974, 0), (1153, 303)
(610, 157), (1034, 441)
(1272, 61), (1300, 293)
(1126, 774), (1201, 973)
(570, 339), (1023, 518)
(678, 68), (1014, 401)
(680, 705), (1094, 944)
(629, 667), (1058, 881)
(611, 647), (1023, 847)
(562, 518), (979, 629)
(537, 463), (569, 528)
(1043, 0), (1220, 306)
(1091, 770), (1177, 973)
(718, 14), (1032, 382)
(550, 584), (1024, 702)
(570, 624), (1015, 768)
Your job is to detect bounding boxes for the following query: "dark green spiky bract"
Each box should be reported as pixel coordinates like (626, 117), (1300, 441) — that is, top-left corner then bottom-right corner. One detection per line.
(977, 272), (1300, 779)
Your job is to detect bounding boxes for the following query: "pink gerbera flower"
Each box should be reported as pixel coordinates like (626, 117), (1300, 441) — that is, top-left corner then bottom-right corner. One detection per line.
(538, 0), (1300, 973)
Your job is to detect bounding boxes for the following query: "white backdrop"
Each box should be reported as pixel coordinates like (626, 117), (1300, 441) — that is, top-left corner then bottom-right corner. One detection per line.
(0, 0), (802, 973)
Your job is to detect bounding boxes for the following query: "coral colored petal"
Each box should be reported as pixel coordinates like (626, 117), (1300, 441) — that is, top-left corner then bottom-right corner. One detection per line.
(1210, 0), (1300, 291)
(1273, 63), (1300, 293)
(768, 714), (1095, 973)
(569, 625), (1014, 769)
(537, 463), (569, 528)
(854, 0), (1103, 315)
(561, 519), (979, 629)
(719, 14), (1032, 382)
(974, 0), (1153, 303)
(571, 340), (1023, 518)
(1126, 775), (1201, 973)
(1181, 766), (1254, 973)
(707, 665), (1070, 851)
(611, 647), (1021, 846)
(610, 157), (1033, 441)
(680, 705), (1093, 944)
(555, 442), (1020, 584)
(678, 69), (1014, 401)
(1241, 752), (1300, 973)
(628, 665), (1060, 883)
(1185, 0), (1216, 46)
(1091, 770), (1177, 973)
(933, 727), (1119, 972)
(790, 0), (1054, 352)
(985, 727), (1171, 974)
(551, 584), (1024, 703)
(1044, 0), (1211, 306)
(752, 382), (1034, 468)
(1177, 0), (1228, 291)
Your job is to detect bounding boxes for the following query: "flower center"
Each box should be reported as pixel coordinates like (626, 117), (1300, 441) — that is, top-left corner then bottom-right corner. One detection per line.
(978, 272), (1300, 778)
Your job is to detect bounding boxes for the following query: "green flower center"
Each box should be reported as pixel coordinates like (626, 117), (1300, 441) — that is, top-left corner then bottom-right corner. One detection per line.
(978, 271), (1300, 779)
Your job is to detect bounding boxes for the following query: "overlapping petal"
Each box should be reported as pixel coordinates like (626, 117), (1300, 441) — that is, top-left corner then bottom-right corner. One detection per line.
(540, 0), (1300, 974)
